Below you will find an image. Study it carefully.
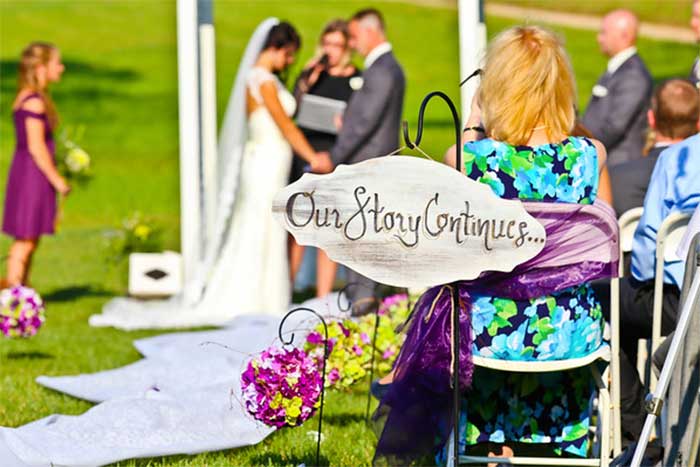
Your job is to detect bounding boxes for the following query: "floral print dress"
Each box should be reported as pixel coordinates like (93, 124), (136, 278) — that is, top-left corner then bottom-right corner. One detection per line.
(451, 137), (604, 458)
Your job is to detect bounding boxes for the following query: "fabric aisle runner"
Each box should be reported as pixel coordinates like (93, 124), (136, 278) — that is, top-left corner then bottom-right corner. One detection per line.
(0, 296), (343, 467)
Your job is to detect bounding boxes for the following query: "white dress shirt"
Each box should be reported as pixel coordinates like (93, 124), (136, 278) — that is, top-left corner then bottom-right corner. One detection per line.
(607, 46), (637, 75)
(364, 42), (393, 69)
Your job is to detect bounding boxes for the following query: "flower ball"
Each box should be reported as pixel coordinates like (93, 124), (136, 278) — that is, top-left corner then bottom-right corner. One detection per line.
(240, 346), (322, 428)
(0, 286), (46, 338)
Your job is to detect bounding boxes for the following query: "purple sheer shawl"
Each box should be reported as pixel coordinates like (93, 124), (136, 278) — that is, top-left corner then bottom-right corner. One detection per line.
(373, 200), (619, 463)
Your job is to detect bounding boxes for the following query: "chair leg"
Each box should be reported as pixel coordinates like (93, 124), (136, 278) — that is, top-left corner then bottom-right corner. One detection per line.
(446, 429), (456, 467)
(591, 365), (610, 467)
(609, 277), (623, 455)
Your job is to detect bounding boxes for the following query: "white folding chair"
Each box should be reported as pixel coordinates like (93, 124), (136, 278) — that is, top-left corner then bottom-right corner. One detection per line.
(618, 207), (644, 260)
(446, 347), (613, 466)
(649, 211), (691, 393)
(614, 208), (651, 401)
(609, 207), (643, 455)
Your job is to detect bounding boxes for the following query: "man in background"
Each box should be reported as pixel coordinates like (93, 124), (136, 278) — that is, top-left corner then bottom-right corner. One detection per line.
(610, 79), (700, 217)
(596, 84), (700, 442)
(323, 8), (406, 313)
(582, 9), (653, 166)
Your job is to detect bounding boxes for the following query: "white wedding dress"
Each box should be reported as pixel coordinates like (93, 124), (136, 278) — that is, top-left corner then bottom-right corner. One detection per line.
(90, 19), (297, 330)
(215, 66), (295, 315)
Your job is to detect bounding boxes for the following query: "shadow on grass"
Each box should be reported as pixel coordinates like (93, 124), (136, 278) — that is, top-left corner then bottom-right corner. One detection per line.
(248, 452), (329, 467)
(5, 351), (54, 360)
(0, 59), (140, 82)
(323, 411), (367, 426)
(0, 59), (141, 98)
(42, 285), (114, 302)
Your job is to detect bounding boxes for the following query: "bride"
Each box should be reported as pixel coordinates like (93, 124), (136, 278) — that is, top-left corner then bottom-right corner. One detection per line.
(91, 19), (333, 330)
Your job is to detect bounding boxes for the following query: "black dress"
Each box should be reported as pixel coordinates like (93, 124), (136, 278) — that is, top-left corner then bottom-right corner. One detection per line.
(290, 68), (362, 183)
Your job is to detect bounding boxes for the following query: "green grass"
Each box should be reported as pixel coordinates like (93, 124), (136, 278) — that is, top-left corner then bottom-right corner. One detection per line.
(493, 0), (695, 27)
(0, 1), (697, 466)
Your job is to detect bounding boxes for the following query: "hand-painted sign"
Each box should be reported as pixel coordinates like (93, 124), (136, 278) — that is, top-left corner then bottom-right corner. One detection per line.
(272, 156), (546, 288)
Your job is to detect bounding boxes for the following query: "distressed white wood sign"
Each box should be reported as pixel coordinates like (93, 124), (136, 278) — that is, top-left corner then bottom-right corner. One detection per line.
(272, 156), (546, 288)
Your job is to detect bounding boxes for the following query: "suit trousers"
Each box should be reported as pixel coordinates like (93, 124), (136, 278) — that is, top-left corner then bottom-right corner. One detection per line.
(593, 277), (680, 440)
(345, 268), (380, 316)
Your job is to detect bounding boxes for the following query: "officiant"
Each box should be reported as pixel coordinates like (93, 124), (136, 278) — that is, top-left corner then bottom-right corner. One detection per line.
(289, 19), (362, 297)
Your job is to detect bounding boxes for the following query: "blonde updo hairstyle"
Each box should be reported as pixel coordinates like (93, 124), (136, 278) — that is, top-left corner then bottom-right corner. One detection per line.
(17, 41), (60, 129)
(478, 26), (576, 146)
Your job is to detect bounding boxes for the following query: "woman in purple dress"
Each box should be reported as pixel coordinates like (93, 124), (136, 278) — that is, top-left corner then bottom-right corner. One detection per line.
(2, 42), (70, 287)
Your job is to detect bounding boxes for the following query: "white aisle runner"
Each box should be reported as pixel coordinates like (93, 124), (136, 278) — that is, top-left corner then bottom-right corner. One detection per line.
(0, 295), (342, 467)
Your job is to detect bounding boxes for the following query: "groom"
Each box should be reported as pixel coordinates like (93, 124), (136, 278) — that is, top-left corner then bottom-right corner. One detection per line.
(322, 8), (406, 312)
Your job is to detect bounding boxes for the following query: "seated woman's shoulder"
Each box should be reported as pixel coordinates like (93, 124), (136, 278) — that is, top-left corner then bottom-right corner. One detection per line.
(20, 96), (45, 114)
(588, 137), (607, 166)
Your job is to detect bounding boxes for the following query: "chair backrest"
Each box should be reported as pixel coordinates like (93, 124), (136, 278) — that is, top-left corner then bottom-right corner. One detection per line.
(664, 225), (690, 262)
(618, 207), (644, 254)
(656, 212), (692, 265)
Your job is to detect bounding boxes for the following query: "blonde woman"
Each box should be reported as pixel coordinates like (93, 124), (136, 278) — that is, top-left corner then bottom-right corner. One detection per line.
(374, 26), (615, 465)
(2, 42), (69, 287)
(289, 19), (361, 297)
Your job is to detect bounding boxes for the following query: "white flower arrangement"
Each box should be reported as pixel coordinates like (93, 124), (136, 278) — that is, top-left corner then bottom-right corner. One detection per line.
(349, 76), (364, 91)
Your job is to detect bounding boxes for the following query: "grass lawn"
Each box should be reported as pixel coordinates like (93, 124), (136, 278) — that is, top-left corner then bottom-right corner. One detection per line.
(0, 1), (697, 466)
(492, 0), (695, 27)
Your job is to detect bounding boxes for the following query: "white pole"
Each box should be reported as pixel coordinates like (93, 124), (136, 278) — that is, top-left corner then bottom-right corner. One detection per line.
(458, 0), (486, 124)
(177, 0), (202, 301)
(199, 0), (218, 249)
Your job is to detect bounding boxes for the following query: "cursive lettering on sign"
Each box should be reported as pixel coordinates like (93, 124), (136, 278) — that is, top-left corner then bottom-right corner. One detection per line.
(284, 188), (544, 251)
(272, 156), (547, 288)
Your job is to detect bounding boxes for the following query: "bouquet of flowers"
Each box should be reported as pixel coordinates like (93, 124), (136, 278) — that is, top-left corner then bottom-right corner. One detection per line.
(240, 346), (322, 428)
(56, 125), (91, 182)
(304, 293), (416, 389)
(357, 293), (413, 375)
(105, 211), (163, 262)
(0, 286), (46, 338)
(305, 319), (373, 389)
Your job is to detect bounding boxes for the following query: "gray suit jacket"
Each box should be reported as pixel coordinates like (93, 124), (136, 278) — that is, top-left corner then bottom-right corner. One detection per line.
(608, 145), (664, 217)
(691, 57), (699, 87)
(581, 53), (653, 167)
(330, 51), (405, 165)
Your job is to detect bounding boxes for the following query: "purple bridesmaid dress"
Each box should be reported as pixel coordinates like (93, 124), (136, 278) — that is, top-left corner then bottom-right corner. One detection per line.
(2, 93), (57, 239)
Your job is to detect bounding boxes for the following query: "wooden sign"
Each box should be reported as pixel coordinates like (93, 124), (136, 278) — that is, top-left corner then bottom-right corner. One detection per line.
(272, 156), (546, 288)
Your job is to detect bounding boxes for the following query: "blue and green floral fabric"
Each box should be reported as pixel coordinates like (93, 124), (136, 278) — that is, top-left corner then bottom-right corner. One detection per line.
(450, 136), (604, 459)
(463, 137), (599, 204)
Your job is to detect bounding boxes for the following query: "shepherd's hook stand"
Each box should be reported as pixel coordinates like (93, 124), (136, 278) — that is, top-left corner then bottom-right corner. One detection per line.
(336, 283), (382, 424)
(403, 90), (462, 467)
(279, 307), (330, 467)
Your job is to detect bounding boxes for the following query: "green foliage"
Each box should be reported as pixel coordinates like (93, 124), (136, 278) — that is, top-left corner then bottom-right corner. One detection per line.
(104, 212), (164, 263)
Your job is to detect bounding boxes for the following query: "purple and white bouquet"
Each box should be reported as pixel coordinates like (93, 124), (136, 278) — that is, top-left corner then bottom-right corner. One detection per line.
(0, 286), (45, 338)
(240, 346), (322, 428)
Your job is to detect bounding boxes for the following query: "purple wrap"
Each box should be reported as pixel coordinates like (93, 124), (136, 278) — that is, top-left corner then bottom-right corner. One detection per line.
(374, 200), (619, 463)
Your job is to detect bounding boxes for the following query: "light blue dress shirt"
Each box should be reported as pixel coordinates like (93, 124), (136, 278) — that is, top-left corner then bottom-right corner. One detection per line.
(631, 133), (700, 287)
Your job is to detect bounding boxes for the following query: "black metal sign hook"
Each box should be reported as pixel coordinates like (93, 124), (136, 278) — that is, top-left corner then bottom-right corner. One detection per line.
(402, 90), (463, 467)
(402, 91), (463, 173)
(278, 307), (329, 467)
